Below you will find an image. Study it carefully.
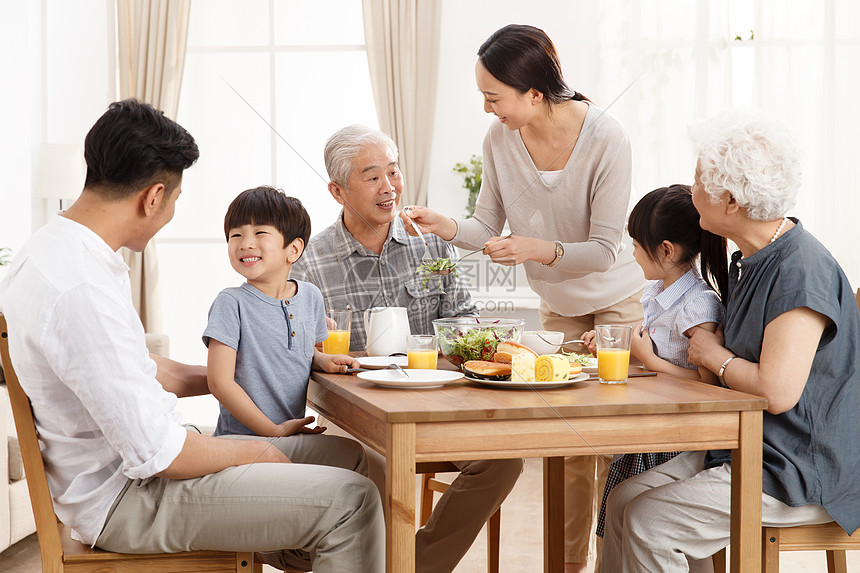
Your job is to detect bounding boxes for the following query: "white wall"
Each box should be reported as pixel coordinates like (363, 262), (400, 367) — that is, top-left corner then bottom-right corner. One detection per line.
(0, 0), (112, 253)
(0, 2), (40, 254)
(428, 2), (601, 219)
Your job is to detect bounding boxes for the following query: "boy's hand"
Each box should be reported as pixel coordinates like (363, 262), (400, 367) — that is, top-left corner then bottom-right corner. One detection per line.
(274, 416), (326, 438)
(314, 350), (359, 373)
(581, 330), (597, 356)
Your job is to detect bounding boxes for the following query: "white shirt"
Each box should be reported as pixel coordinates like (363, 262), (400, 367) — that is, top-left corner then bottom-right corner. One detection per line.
(0, 215), (187, 545)
(640, 269), (724, 371)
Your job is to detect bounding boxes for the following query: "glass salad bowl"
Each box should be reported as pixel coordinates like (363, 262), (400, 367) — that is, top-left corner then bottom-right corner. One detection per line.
(432, 317), (525, 369)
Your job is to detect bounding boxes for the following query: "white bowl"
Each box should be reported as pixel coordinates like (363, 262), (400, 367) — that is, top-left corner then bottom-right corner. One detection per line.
(520, 330), (564, 355)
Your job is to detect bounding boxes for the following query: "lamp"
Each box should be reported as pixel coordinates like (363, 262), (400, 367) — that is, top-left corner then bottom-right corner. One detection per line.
(34, 144), (85, 209)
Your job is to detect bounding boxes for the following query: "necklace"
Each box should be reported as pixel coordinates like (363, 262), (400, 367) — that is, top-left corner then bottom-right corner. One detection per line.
(769, 217), (789, 244)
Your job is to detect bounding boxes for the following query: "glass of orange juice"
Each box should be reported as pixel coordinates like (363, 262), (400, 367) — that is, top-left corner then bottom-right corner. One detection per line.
(407, 335), (438, 369)
(322, 309), (352, 355)
(596, 325), (632, 384)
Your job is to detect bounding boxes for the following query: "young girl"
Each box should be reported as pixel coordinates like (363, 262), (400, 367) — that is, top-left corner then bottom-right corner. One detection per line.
(583, 183), (728, 537)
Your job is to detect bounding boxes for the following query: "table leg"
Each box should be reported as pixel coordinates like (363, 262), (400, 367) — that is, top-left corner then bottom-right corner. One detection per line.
(730, 410), (763, 572)
(544, 457), (565, 573)
(385, 423), (416, 573)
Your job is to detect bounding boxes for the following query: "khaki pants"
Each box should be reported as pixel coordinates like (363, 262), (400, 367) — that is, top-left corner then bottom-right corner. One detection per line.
(96, 433), (385, 573)
(318, 415), (524, 573)
(539, 290), (645, 566)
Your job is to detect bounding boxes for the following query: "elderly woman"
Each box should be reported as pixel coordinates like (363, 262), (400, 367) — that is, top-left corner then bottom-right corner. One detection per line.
(601, 110), (860, 572)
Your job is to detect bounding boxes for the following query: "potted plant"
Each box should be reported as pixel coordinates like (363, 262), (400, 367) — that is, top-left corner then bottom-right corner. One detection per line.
(0, 247), (11, 285)
(452, 155), (482, 218)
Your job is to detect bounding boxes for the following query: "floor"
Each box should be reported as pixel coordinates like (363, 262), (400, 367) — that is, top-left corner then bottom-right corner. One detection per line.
(2, 458), (857, 572)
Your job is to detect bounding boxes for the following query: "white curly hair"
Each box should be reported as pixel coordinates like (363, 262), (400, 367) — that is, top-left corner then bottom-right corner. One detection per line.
(688, 109), (801, 221)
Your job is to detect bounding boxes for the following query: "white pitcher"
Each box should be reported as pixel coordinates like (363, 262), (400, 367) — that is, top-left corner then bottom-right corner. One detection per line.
(364, 307), (410, 356)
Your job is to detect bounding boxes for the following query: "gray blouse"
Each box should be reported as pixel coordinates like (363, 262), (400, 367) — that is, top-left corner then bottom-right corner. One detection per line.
(705, 220), (860, 534)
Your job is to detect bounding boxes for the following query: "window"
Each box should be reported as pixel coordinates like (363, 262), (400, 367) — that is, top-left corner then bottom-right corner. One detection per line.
(159, 0), (377, 366)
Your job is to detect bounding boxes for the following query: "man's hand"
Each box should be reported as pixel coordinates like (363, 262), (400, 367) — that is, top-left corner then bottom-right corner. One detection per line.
(157, 431), (292, 479)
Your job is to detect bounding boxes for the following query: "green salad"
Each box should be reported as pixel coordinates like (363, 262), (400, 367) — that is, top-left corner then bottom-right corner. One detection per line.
(435, 321), (519, 367)
(416, 257), (458, 292)
(567, 353), (597, 367)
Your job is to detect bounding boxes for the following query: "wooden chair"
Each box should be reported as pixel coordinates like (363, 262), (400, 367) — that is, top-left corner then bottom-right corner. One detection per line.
(0, 313), (261, 572)
(417, 461), (501, 573)
(713, 523), (860, 572)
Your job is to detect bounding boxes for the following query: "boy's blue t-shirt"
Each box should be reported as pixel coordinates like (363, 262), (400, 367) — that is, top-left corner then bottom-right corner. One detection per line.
(203, 280), (328, 437)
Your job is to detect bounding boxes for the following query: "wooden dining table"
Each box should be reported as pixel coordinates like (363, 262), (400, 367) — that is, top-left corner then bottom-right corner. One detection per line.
(307, 362), (767, 572)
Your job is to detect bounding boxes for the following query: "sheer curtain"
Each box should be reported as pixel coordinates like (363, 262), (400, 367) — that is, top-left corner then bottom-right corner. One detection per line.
(587, 0), (860, 284)
(115, 0), (191, 333)
(362, 0), (442, 206)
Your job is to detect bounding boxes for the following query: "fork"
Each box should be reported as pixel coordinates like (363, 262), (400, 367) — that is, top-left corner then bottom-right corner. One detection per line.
(403, 208), (432, 263)
(388, 363), (410, 378)
(346, 362), (410, 377)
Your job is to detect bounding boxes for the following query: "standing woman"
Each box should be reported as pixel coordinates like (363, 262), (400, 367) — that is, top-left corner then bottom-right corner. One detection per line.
(403, 24), (646, 572)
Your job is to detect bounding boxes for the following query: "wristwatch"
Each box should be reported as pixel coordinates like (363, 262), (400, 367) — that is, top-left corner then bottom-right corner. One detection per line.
(544, 241), (564, 267)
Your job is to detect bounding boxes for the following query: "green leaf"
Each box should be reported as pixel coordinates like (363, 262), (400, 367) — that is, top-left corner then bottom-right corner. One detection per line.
(452, 154), (483, 218)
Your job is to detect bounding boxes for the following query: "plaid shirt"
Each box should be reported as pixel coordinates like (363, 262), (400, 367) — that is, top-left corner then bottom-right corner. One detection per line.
(291, 212), (478, 351)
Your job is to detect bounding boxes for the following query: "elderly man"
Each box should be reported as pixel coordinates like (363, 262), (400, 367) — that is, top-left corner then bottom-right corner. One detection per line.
(293, 124), (478, 349)
(0, 101), (384, 573)
(292, 124), (523, 573)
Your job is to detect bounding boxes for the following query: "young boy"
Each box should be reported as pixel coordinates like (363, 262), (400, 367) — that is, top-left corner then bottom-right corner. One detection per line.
(204, 186), (358, 438)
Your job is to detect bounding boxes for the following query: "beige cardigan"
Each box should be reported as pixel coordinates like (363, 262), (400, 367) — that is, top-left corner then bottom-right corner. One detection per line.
(453, 105), (645, 317)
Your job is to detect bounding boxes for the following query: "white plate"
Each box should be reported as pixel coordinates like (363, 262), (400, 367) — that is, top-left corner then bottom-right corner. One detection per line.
(466, 371), (590, 389)
(356, 369), (464, 389)
(356, 355), (409, 369)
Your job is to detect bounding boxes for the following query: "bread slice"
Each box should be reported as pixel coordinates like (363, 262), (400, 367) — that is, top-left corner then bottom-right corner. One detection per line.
(464, 360), (512, 381)
(493, 340), (539, 364)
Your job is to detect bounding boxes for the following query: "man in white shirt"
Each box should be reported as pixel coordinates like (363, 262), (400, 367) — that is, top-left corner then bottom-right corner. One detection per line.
(0, 100), (383, 572)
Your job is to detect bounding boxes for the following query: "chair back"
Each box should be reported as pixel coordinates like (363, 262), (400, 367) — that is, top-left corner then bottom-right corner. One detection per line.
(0, 313), (65, 571)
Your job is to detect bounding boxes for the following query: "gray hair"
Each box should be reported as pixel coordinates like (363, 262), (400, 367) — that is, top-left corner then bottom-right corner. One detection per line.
(323, 125), (399, 187)
(688, 110), (801, 221)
